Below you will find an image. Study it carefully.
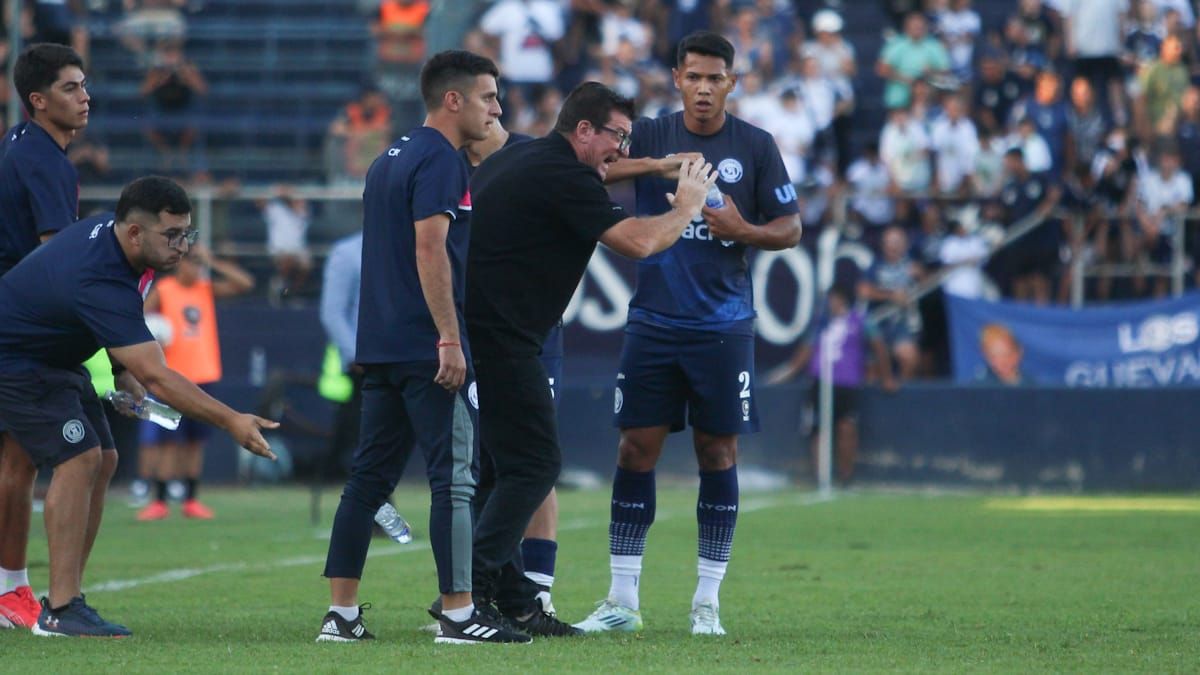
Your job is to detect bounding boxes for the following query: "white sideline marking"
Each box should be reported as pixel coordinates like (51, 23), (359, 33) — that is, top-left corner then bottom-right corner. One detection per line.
(87, 491), (827, 595)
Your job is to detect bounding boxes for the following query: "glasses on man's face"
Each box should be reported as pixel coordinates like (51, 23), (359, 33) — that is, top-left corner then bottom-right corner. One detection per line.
(599, 125), (632, 153)
(154, 226), (200, 249)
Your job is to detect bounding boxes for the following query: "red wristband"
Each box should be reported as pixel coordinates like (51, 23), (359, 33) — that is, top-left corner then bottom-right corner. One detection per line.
(436, 341), (460, 348)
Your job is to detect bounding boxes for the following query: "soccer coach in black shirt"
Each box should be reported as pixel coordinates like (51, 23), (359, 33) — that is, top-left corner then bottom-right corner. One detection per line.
(465, 81), (715, 632)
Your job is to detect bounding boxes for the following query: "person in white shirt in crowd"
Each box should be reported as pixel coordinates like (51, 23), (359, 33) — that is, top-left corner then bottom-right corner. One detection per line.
(797, 56), (836, 146)
(846, 141), (895, 241)
(940, 210), (992, 299)
(802, 9), (856, 175)
(930, 93), (980, 196)
(932, 0), (982, 84)
(600, 0), (650, 61)
(973, 127), (1008, 199)
(764, 88), (815, 187)
(479, 0), (565, 97)
(1010, 117), (1053, 174)
(880, 105), (932, 196)
(1136, 146), (1193, 296)
(261, 185), (312, 304)
(729, 70), (778, 130)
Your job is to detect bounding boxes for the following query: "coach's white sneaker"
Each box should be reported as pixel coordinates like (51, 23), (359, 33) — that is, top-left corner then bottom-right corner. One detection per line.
(689, 602), (725, 636)
(572, 599), (643, 633)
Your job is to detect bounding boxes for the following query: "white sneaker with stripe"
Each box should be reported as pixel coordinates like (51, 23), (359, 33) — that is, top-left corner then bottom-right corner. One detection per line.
(572, 599), (644, 633)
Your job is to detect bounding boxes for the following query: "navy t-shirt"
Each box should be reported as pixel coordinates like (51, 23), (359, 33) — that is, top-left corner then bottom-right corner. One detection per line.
(0, 122), (80, 276)
(626, 111), (798, 335)
(0, 212), (154, 372)
(356, 126), (470, 364)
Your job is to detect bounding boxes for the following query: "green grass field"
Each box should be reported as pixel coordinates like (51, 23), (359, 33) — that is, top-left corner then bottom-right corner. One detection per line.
(3, 486), (1199, 672)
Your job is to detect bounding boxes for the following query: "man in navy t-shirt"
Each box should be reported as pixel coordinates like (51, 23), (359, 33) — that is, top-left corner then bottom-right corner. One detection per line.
(575, 32), (801, 637)
(0, 43), (90, 632)
(0, 177), (277, 638)
(317, 51), (528, 646)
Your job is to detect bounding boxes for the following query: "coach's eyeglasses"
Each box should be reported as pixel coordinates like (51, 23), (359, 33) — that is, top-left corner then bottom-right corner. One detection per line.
(599, 125), (632, 153)
(154, 226), (200, 249)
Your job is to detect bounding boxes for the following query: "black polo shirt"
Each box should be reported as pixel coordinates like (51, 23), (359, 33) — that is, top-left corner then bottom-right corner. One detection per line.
(466, 132), (628, 358)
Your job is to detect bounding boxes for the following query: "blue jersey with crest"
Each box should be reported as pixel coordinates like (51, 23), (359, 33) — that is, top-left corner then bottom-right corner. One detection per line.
(356, 126), (470, 364)
(626, 111), (798, 335)
(0, 212), (154, 372)
(0, 122), (79, 276)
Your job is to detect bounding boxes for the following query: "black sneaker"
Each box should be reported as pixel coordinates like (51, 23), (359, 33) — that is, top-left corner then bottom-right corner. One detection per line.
(428, 603), (532, 645)
(315, 603), (375, 642)
(510, 607), (584, 637)
(31, 595), (132, 638)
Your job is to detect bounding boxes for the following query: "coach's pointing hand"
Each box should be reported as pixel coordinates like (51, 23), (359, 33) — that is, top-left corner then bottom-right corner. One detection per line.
(231, 413), (279, 460)
(665, 159), (716, 220)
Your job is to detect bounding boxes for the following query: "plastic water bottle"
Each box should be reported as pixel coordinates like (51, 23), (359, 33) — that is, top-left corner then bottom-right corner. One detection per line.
(104, 391), (182, 430)
(374, 502), (413, 544)
(705, 184), (725, 209)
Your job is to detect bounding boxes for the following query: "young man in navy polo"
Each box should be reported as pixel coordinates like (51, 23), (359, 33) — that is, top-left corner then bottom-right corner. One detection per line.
(0, 176), (278, 637)
(316, 50), (529, 645)
(576, 31), (802, 636)
(0, 43), (91, 631)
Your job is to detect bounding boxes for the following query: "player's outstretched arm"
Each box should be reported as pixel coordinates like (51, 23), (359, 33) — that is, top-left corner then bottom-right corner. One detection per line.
(603, 152), (705, 184)
(600, 158), (715, 258)
(108, 341), (279, 459)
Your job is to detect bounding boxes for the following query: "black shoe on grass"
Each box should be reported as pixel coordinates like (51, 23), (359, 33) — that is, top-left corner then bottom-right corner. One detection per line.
(315, 603), (375, 642)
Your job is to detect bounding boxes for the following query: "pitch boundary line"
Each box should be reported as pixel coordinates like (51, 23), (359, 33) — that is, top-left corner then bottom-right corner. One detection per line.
(86, 490), (830, 595)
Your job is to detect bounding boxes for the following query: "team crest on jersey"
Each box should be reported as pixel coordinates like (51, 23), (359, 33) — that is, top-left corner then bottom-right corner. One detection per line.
(741, 399), (750, 421)
(614, 387), (624, 414)
(62, 419), (85, 444)
(718, 159), (743, 183)
(467, 381), (479, 409)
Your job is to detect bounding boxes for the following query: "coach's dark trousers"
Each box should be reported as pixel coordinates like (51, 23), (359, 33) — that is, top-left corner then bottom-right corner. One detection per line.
(471, 355), (560, 616)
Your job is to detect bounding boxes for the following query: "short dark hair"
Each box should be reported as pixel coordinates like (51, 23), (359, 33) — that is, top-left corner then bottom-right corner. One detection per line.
(675, 31), (734, 69)
(14, 43), (85, 117)
(553, 82), (636, 136)
(419, 50), (499, 111)
(116, 176), (192, 224)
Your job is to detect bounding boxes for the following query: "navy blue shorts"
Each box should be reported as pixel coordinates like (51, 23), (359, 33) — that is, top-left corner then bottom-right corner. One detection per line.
(613, 325), (759, 435)
(0, 367), (115, 470)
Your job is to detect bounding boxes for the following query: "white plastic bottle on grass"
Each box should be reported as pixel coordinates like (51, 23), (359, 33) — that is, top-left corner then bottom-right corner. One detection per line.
(104, 391), (182, 430)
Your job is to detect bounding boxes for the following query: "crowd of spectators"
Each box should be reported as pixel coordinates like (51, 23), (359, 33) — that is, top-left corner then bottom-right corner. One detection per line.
(418, 0), (1200, 381)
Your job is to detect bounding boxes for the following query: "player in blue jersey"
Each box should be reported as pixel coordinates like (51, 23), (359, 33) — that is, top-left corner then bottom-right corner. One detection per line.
(0, 177), (277, 637)
(0, 43), (91, 631)
(316, 50), (528, 646)
(575, 32), (802, 636)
